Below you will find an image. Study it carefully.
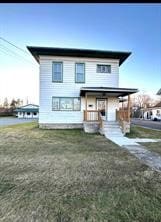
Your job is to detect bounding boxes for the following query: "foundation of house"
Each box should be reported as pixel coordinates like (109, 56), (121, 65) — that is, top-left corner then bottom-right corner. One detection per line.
(83, 121), (100, 133)
(39, 123), (83, 129)
(122, 121), (130, 134)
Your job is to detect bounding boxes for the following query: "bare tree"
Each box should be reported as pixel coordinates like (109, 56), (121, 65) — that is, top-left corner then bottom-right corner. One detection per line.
(16, 98), (23, 107)
(3, 97), (9, 109)
(131, 92), (151, 109)
(130, 92), (153, 118)
(10, 98), (17, 110)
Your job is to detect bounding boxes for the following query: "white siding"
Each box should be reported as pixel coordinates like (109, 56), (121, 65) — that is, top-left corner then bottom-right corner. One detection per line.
(18, 111), (39, 118)
(39, 55), (119, 124)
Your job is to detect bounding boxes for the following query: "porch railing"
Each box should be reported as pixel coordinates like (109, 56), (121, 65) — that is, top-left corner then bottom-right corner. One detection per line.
(116, 109), (129, 122)
(83, 110), (101, 122)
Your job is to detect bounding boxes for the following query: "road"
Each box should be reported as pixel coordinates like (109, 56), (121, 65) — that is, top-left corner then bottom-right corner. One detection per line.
(0, 117), (38, 127)
(131, 118), (161, 131)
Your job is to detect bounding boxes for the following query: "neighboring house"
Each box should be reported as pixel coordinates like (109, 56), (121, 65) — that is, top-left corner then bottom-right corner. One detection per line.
(27, 46), (138, 134)
(142, 102), (161, 120)
(15, 104), (39, 118)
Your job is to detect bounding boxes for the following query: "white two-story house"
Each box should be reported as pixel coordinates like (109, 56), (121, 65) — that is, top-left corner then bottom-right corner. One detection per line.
(27, 46), (138, 134)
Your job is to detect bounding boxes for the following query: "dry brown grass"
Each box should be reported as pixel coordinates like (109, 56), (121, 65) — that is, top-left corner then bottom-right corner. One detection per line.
(0, 122), (161, 221)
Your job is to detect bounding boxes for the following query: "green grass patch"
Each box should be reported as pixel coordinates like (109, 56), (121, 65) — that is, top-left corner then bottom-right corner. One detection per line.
(127, 125), (161, 172)
(0, 122), (161, 221)
(127, 125), (161, 139)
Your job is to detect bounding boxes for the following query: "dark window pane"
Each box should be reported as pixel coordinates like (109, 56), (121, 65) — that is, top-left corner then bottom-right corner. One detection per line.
(52, 98), (59, 110)
(60, 98), (73, 110)
(76, 73), (84, 82)
(73, 98), (80, 110)
(76, 63), (85, 83)
(53, 62), (62, 82)
(97, 64), (111, 73)
(52, 97), (80, 111)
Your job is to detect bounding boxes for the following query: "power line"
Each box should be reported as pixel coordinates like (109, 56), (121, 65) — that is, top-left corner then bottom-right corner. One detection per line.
(0, 44), (36, 66)
(0, 47), (13, 57)
(0, 36), (30, 55)
(0, 45), (37, 66)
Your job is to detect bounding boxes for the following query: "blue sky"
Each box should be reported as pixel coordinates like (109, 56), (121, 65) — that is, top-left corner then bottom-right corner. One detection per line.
(0, 3), (161, 104)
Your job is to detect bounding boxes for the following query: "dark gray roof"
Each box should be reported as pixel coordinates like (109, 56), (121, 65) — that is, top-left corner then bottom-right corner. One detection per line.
(14, 108), (39, 112)
(14, 104), (39, 112)
(157, 88), (161, 95)
(80, 87), (138, 97)
(27, 46), (131, 66)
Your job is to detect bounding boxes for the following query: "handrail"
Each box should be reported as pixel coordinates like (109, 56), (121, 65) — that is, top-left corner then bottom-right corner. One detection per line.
(116, 109), (129, 122)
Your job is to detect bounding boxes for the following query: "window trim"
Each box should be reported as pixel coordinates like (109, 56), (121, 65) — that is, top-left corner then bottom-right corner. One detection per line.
(52, 97), (81, 111)
(96, 64), (111, 73)
(52, 62), (63, 83)
(75, 63), (85, 83)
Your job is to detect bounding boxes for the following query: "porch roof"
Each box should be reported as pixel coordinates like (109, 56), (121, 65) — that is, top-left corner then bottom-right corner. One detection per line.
(80, 87), (138, 97)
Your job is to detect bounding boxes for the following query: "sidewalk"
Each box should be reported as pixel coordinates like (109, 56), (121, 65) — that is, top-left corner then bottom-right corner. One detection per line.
(106, 135), (161, 172)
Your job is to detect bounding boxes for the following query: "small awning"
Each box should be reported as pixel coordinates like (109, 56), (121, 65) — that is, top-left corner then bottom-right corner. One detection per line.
(80, 87), (138, 97)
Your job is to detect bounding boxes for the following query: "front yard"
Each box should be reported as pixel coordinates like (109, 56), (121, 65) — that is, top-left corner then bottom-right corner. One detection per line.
(1, 123), (161, 221)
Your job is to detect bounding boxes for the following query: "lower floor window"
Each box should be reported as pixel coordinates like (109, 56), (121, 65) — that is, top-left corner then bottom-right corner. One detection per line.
(33, 112), (37, 115)
(52, 97), (81, 111)
(27, 112), (30, 115)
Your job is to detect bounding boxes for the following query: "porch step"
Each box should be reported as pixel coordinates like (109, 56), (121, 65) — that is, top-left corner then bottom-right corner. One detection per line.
(103, 125), (121, 129)
(102, 121), (124, 137)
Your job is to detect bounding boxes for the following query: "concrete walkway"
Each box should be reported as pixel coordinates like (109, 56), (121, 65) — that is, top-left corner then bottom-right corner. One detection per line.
(106, 135), (161, 172)
(122, 145), (161, 172)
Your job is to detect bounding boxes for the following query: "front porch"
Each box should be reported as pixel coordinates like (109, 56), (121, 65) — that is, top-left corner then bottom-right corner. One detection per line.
(83, 108), (130, 135)
(80, 87), (138, 134)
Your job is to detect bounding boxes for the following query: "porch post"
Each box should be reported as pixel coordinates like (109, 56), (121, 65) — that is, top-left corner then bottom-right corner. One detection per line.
(122, 97), (124, 120)
(122, 97), (124, 110)
(128, 94), (131, 122)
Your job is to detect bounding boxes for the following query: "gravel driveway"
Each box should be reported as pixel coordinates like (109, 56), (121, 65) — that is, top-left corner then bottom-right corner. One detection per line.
(0, 117), (38, 127)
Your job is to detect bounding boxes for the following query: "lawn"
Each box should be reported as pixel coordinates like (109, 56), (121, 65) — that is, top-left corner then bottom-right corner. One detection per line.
(127, 125), (161, 156)
(1, 123), (161, 221)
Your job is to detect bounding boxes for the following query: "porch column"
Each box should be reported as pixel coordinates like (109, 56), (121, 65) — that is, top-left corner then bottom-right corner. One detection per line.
(122, 97), (124, 110)
(128, 94), (131, 122)
(122, 97), (124, 120)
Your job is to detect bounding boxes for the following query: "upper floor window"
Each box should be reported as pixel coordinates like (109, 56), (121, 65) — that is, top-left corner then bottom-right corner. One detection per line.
(97, 64), (111, 73)
(75, 63), (85, 83)
(52, 62), (63, 82)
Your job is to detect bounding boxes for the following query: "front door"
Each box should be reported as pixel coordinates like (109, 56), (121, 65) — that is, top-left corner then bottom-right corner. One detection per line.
(97, 99), (107, 120)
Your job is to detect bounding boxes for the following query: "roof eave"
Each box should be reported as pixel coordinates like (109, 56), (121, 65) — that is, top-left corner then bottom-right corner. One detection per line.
(156, 88), (161, 95)
(27, 46), (131, 66)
